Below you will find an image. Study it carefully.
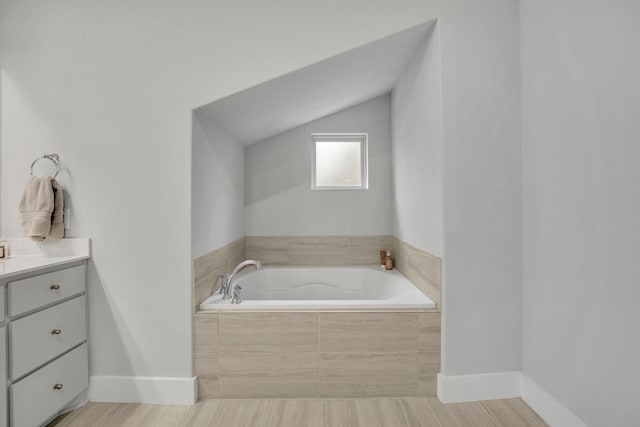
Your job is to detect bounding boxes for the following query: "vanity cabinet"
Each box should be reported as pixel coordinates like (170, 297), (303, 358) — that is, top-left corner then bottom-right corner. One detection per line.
(0, 261), (88, 427)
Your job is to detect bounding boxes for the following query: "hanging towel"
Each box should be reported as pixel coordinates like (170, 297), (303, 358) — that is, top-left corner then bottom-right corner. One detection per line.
(18, 176), (57, 240)
(48, 178), (64, 239)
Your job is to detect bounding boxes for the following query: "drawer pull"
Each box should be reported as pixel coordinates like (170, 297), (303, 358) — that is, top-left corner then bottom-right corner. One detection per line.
(53, 384), (63, 390)
(50, 284), (61, 290)
(51, 329), (62, 335)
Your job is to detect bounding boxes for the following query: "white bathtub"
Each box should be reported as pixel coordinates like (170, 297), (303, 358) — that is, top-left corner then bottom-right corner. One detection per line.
(199, 266), (436, 311)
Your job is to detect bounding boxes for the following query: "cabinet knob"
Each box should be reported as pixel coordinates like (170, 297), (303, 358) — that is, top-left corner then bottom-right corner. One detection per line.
(50, 284), (61, 290)
(53, 384), (63, 390)
(51, 329), (62, 335)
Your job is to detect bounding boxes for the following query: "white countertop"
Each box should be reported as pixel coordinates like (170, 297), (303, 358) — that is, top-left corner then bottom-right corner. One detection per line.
(0, 238), (90, 280)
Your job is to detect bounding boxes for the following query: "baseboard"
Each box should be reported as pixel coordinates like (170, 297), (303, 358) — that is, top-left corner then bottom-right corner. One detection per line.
(437, 371), (521, 403)
(521, 375), (589, 427)
(89, 375), (197, 404)
(437, 372), (590, 427)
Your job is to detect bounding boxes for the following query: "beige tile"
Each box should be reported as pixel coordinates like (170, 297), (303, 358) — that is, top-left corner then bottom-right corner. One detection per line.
(419, 398), (501, 427)
(418, 312), (441, 352)
(319, 352), (418, 397)
(117, 404), (193, 427)
(197, 376), (219, 399)
(324, 399), (418, 427)
(355, 398), (434, 427)
(418, 352), (440, 396)
(50, 397), (548, 427)
(48, 402), (116, 426)
(245, 236), (290, 265)
(256, 399), (324, 427)
(324, 400), (366, 427)
(246, 235), (398, 267)
(193, 238), (245, 310)
(395, 397), (443, 426)
(193, 247), (227, 291)
(391, 238), (409, 271)
(319, 313), (418, 352)
(180, 400), (249, 426)
(347, 236), (392, 265)
(155, 405), (195, 427)
(219, 312), (318, 353)
(391, 237), (442, 307)
(428, 254), (442, 290)
(183, 399), (324, 427)
(193, 313), (218, 353)
(194, 352), (217, 378)
(195, 352), (219, 400)
(219, 352), (318, 398)
(176, 397), (224, 427)
(481, 398), (549, 427)
(288, 236), (349, 265)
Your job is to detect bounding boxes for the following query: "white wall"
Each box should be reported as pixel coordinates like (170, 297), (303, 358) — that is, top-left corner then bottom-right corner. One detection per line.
(391, 23), (444, 257)
(245, 95), (393, 236)
(0, 0), (523, 402)
(191, 113), (244, 258)
(439, 3), (523, 376)
(521, 1), (640, 425)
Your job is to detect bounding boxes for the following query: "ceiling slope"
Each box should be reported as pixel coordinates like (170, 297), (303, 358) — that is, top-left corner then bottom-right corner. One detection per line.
(195, 21), (434, 146)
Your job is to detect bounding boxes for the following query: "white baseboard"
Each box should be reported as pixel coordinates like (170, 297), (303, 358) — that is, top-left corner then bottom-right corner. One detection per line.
(521, 375), (589, 427)
(89, 376), (197, 405)
(437, 371), (521, 403)
(437, 372), (590, 427)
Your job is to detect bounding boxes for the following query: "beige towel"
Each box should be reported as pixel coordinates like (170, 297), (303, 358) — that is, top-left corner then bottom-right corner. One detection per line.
(48, 178), (64, 239)
(19, 176), (64, 240)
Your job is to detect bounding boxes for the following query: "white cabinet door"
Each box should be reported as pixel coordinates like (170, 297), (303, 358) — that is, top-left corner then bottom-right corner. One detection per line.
(10, 296), (86, 380)
(11, 344), (88, 427)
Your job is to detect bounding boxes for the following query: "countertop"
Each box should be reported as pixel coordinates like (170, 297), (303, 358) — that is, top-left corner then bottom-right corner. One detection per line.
(0, 238), (90, 280)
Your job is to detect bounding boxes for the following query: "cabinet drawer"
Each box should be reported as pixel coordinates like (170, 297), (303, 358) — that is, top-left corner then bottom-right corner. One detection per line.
(10, 296), (86, 380)
(11, 343), (88, 427)
(8, 264), (85, 317)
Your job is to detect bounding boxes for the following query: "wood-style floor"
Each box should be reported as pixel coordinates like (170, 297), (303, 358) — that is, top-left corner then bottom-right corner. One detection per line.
(49, 397), (549, 427)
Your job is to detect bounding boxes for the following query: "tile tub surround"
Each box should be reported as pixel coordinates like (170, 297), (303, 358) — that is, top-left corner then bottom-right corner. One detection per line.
(391, 237), (441, 306)
(193, 238), (245, 312)
(193, 235), (442, 308)
(193, 311), (441, 399)
(192, 235), (442, 399)
(245, 235), (393, 266)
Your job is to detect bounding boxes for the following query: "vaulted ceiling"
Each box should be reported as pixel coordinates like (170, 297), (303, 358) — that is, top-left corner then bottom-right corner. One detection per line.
(195, 21), (434, 146)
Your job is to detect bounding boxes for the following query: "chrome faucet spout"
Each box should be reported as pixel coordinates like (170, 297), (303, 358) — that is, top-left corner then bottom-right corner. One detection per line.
(224, 260), (261, 299)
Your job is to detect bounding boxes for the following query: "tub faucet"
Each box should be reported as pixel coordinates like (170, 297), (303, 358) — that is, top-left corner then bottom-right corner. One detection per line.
(223, 260), (261, 299)
(216, 273), (230, 299)
(231, 284), (242, 304)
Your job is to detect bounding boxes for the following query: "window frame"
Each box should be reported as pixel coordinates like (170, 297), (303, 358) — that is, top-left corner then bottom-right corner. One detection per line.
(310, 133), (369, 191)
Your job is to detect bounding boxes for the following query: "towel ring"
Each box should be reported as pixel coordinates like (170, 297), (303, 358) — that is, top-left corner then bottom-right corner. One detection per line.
(30, 154), (60, 178)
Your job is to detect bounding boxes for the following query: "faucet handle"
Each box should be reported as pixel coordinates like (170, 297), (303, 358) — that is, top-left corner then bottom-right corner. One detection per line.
(217, 273), (229, 295)
(231, 284), (242, 304)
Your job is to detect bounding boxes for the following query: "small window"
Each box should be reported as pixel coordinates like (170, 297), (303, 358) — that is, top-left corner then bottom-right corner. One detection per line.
(311, 133), (368, 190)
